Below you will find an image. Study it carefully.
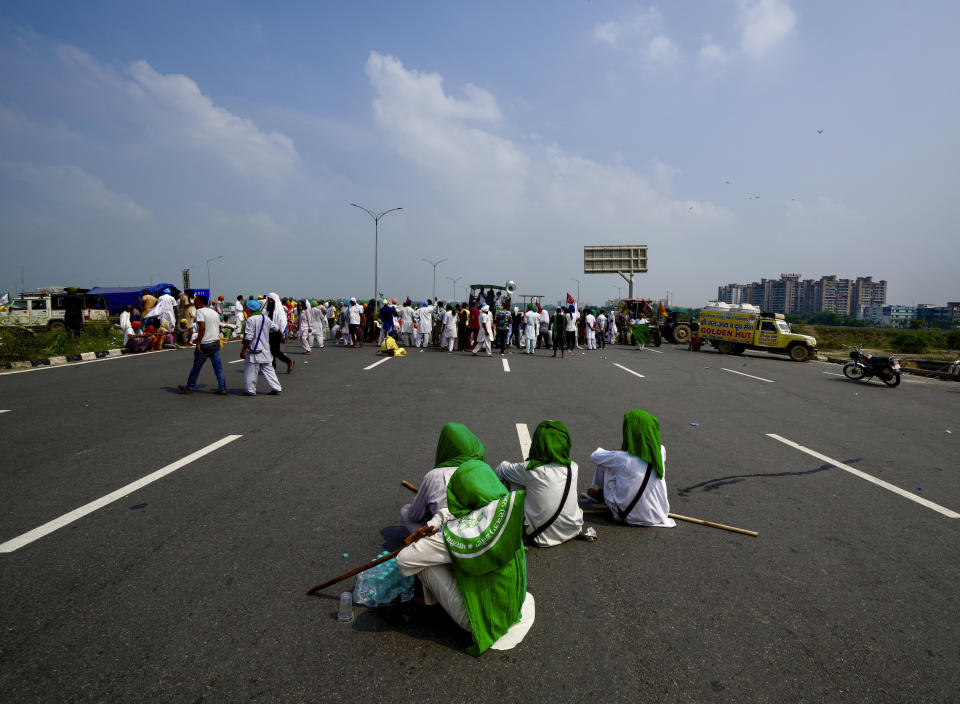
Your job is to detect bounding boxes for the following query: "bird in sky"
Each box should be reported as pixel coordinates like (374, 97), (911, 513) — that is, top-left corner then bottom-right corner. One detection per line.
(817, 129), (824, 134)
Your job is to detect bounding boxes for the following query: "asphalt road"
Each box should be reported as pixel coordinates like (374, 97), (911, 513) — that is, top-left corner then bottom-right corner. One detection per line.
(1, 339), (958, 703)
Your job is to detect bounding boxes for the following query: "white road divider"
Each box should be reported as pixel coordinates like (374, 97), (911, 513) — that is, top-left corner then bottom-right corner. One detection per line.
(767, 433), (959, 518)
(0, 435), (243, 553)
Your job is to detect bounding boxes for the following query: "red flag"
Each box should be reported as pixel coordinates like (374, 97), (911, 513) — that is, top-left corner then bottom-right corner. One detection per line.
(536, 299), (542, 313)
(566, 292), (575, 304)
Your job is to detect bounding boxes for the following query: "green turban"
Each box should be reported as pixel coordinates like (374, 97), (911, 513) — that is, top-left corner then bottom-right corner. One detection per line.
(435, 423), (486, 469)
(526, 420), (571, 470)
(622, 409), (664, 479)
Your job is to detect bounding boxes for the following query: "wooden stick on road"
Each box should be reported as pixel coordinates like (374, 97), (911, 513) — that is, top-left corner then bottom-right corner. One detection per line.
(306, 546), (405, 595)
(581, 503), (758, 537)
(408, 479), (758, 537)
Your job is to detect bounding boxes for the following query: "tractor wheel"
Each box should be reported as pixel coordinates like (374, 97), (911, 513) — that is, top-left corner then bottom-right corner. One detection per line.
(672, 323), (691, 344)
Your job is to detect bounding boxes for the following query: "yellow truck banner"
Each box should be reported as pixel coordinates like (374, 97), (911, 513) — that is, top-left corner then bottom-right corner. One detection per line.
(698, 310), (756, 343)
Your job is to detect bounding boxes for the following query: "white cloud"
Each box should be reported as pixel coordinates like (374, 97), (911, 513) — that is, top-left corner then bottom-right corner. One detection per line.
(0, 160), (148, 219)
(125, 60), (298, 180)
(650, 158), (682, 192)
(364, 52), (732, 235)
(592, 7), (677, 64)
(364, 51), (528, 208)
(737, 0), (796, 60)
(699, 37), (732, 67)
(647, 35), (679, 65)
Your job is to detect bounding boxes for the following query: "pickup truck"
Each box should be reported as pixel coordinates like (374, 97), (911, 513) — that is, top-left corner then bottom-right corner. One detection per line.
(0, 291), (109, 330)
(698, 302), (818, 362)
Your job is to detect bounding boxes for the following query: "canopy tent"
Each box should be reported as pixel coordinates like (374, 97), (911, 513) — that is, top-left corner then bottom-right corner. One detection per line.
(89, 284), (208, 314)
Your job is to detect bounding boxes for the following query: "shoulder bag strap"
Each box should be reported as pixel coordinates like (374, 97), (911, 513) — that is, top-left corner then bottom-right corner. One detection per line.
(526, 466), (573, 541)
(617, 462), (653, 523)
(249, 316), (266, 354)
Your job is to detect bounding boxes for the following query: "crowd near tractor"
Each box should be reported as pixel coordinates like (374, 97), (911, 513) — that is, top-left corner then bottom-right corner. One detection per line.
(617, 298), (695, 346)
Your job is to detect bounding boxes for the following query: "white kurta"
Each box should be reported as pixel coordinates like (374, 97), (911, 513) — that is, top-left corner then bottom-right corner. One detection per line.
(153, 294), (176, 326)
(396, 509), (536, 649)
(523, 311), (539, 340)
(399, 466), (457, 533)
(243, 315), (281, 393)
(589, 447), (675, 527)
(495, 460), (584, 547)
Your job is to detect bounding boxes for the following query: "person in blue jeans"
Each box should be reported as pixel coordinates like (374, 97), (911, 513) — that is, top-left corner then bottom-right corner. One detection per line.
(178, 295), (227, 395)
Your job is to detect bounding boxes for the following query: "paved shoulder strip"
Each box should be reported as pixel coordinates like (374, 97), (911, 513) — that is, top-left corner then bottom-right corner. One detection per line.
(767, 433), (959, 518)
(0, 435), (243, 553)
(722, 368), (774, 383)
(613, 363), (645, 379)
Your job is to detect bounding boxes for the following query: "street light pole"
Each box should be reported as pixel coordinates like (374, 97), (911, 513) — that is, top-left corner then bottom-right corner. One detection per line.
(611, 285), (621, 301)
(570, 277), (581, 307)
(351, 203), (403, 308)
(422, 258), (447, 301)
(205, 256), (223, 298)
(447, 275), (462, 303)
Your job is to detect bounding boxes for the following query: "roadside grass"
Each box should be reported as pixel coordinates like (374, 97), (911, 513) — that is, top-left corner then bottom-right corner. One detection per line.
(795, 325), (959, 355)
(0, 324), (124, 363)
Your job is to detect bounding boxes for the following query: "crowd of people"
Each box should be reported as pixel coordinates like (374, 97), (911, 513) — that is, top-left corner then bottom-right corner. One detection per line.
(396, 408), (674, 654)
(114, 288), (658, 395)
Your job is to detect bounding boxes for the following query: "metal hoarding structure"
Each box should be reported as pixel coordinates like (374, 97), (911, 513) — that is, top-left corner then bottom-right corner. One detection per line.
(584, 245), (648, 298)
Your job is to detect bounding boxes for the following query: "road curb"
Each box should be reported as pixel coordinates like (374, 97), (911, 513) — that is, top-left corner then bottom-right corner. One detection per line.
(1, 346), (133, 372)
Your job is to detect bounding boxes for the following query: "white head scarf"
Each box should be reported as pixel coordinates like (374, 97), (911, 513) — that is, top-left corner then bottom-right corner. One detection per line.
(481, 304), (490, 312)
(266, 292), (286, 330)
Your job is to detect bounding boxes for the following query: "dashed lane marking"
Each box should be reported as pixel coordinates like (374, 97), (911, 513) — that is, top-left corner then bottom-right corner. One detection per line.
(228, 359), (244, 364)
(516, 423), (531, 459)
(767, 433), (959, 519)
(502, 358), (510, 373)
(364, 357), (391, 371)
(721, 368), (774, 383)
(0, 435), (244, 553)
(613, 363), (645, 379)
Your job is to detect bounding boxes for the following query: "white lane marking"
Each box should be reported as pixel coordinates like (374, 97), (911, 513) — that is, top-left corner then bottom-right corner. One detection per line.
(0, 435), (243, 553)
(228, 359), (244, 364)
(642, 348), (663, 354)
(721, 368), (774, 383)
(364, 357), (391, 370)
(767, 434), (959, 519)
(823, 371), (844, 377)
(502, 358), (510, 373)
(613, 363), (645, 379)
(0, 410), (9, 414)
(516, 423), (531, 459)
(0, 350), (172, 375)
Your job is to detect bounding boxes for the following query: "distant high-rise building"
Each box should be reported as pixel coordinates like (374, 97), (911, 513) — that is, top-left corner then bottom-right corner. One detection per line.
(715, 273), (886, 315)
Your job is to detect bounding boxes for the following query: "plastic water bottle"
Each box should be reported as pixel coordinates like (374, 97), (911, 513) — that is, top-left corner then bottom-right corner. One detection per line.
(337, 591), (354, 624)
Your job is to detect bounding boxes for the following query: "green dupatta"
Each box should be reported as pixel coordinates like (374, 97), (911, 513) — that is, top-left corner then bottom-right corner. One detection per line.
(434, 422), (486, 468)
(443, 460), (526, 655)
(621, 408), (664, 479)
(525, 420), (571, 470)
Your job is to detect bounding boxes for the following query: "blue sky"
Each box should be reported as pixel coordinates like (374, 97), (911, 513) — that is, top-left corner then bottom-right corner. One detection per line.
(1, 1), (957, 306)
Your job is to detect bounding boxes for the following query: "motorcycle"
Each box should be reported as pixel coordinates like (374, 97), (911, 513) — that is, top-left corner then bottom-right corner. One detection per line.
(843, 345), (902, 387)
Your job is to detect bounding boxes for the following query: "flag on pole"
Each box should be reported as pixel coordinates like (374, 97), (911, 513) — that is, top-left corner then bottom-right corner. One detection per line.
(565, 292), (575, 304)
(658, 300), (666, 317)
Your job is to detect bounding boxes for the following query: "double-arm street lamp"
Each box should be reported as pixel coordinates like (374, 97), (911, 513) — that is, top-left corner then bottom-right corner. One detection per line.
(422, 257), (447, 300)
(351, 203), (403, 308)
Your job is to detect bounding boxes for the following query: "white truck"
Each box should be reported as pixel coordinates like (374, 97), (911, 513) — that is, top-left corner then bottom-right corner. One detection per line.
(0, 290), (109, 330)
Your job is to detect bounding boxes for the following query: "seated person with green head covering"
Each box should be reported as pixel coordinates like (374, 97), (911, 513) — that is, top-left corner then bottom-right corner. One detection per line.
(587, 409), (675, 527)
(400, 422), (486, 533)
(396, 460), (535, 655)
(495, 420), (584, 547)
